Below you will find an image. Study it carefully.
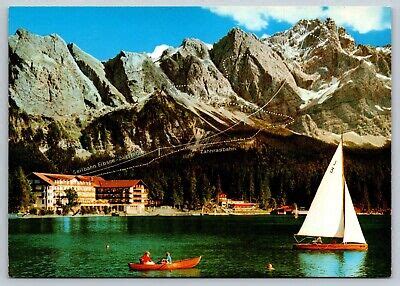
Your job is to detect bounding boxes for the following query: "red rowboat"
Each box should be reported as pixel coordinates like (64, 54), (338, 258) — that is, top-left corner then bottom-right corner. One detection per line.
(293, 243), (368, 251)
(128, 256), (202, 271)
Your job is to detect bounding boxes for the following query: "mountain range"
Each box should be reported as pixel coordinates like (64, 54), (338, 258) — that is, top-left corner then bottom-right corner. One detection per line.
(9, 18), (391, 157)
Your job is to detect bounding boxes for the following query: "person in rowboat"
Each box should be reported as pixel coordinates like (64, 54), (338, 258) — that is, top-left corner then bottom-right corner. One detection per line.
(159, 252), (172, 264)
(165, 252), (172, 264)
(139, 251), (155, 265)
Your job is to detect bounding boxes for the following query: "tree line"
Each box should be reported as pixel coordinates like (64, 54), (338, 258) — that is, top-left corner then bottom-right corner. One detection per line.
(9, 133), (391, 213)
(128, 144), (390, 211)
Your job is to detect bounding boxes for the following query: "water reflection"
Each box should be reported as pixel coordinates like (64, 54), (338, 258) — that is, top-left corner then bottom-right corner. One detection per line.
(62, 217), (71, 233)
(133, 268), (201, 278)
(298, 251), (367, 277)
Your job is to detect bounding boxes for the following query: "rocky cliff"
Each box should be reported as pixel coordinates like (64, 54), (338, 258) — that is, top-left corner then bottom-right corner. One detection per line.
(9, 29), (104, 118)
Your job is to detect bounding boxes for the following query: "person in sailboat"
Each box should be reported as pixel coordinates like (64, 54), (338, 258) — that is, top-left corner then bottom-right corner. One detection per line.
(312, 237), (322, 244)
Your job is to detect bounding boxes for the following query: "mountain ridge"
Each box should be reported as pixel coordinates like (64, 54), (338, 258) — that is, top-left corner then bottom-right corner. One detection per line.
(9, 19), (391, 159)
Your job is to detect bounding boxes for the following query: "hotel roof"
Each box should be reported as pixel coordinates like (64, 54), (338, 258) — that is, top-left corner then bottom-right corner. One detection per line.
(98, 180), (142, 188)
(32, 172), (105, 186)
(31, 173), (145, 188)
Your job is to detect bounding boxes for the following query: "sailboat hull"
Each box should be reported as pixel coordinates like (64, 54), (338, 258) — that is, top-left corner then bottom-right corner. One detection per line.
(293, 243), (368, 251)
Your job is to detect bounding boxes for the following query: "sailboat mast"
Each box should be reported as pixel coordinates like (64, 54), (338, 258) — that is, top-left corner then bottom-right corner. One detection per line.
(341, 134), (346, 243)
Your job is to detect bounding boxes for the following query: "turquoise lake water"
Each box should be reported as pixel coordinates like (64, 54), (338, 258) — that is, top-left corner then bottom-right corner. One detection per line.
(8, 215), (391, 278)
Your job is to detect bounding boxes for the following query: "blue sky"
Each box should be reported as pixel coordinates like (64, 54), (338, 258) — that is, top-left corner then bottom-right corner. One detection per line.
(9, 7), (391, 61)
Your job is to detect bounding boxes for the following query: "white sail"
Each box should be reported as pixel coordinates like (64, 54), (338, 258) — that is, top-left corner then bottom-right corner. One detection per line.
(297, 141), (345, 238)
(343, 181), (367, 243)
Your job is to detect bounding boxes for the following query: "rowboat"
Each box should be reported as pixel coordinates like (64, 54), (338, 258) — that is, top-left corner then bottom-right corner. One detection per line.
(293, 136), (368, 251)
(128, 256), (202, 271)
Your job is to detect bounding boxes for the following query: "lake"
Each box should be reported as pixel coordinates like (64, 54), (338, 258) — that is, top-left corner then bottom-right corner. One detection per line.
(8, 215), (391, 278)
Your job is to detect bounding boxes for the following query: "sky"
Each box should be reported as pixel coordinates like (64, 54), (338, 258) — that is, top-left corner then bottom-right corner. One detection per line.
(9, 6), (392, 61)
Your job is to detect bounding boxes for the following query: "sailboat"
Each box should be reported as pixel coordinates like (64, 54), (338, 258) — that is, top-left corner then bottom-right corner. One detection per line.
(293, 138), (368, 251)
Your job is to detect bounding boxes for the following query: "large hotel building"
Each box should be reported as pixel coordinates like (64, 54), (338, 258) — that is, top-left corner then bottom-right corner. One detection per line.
(28, 172), (149, 214)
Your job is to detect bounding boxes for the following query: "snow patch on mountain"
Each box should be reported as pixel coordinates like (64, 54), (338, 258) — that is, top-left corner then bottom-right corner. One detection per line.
(205, 43), (213, 50)
(363, 60), (373, 67)
(376, 73), (391, 81)
(375, 105), (391, 112)
(351, 54), (372, 61)
(376, 46), (391, 55)
(298, 78), (340, 109)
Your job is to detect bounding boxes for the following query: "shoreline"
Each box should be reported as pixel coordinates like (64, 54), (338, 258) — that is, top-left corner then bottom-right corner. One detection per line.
(9, 212), (271, 219)
(8, 211), (390, 219)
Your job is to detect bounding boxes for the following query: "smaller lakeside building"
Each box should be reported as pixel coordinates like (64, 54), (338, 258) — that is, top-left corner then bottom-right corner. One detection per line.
(218, 193), (257, 210)
(28, 172), (149, 214)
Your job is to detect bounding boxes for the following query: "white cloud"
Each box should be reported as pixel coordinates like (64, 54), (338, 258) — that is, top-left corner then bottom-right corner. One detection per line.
(325, 6), (391, 34)
(260, 33), (270, 39)
(259, 7), (325, 24)
(146, 44), (172, 61)
(207, 6), (391, 33)
(208, 7), (270, 31)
